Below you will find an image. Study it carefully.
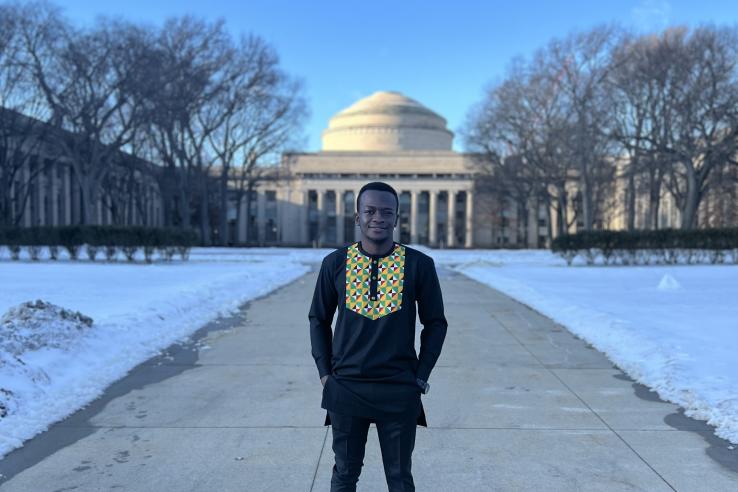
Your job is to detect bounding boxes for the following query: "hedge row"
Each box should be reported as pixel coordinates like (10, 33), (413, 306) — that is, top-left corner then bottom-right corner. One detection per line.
(551, 228), (738, 266)
(0, 226), (199, 263)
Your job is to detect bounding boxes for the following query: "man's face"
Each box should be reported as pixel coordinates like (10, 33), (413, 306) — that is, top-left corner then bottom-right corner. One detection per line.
(356, 189), (398, 243)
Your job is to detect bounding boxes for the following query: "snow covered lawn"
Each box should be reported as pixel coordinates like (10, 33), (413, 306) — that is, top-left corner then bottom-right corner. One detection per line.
(422, 247), (738, 446)
(0, 247), (330, 459)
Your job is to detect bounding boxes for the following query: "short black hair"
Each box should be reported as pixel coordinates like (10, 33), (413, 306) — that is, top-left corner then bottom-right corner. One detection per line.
(356, 181), (399, 214)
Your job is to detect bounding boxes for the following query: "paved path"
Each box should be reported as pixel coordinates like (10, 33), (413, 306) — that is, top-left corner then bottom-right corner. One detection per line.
(1, 265), (737, 491)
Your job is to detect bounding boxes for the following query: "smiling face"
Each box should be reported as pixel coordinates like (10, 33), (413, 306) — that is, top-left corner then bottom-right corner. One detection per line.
(355, 189), (398, 244)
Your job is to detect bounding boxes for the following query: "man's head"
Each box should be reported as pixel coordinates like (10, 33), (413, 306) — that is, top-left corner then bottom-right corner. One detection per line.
(355, 181), (399, 244)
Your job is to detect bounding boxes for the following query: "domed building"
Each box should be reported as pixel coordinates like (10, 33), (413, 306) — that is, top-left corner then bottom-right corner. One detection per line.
(234, 91), (537, 248)
(321, 91), (454, 152)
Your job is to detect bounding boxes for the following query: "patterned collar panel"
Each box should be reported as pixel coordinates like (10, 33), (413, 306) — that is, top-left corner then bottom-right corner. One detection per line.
(345, 241), (406, 320)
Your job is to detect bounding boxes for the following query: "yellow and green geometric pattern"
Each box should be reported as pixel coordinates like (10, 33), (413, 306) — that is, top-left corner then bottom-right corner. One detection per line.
(345, 242), (405, 320)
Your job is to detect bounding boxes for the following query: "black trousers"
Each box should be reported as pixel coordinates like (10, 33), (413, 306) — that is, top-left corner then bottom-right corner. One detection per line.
(328, 410), (418, 492)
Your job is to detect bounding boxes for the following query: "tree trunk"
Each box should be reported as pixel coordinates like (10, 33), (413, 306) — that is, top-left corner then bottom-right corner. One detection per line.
(0, 184), (10, 227)
(681, 165), (700, 230)
(126, 170), (135, 225)
(544, 196), (554, 244)
(177, 182), (190, 229)
(219, 171), (229, 246)
(79, 177), (101, 226)
(579, 168), (594, 231)
(245, 185), (254, 243)
(646, 167), (662, 230)
(518, 200), (529, 247)
(626, 169), (636, 231)
(233, 193), (244, 244)
(199, 178), (211, 246)
(556, 186), (567, 237)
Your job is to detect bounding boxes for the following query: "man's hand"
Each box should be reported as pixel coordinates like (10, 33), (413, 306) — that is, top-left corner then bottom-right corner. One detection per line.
(321, 375), (329, 386)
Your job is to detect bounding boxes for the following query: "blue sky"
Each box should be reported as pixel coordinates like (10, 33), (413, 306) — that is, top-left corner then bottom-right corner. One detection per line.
(52, 0), (738, 151)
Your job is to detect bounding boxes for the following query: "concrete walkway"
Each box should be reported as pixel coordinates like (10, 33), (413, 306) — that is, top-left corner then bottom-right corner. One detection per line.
(1, 264), (736, 491)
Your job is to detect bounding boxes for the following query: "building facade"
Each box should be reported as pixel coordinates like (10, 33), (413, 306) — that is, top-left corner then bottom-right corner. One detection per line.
(2, 109), (164, 229)
(8, 91), (734, 247)
(233, 90), (737, 248)
(9, 158), (163, 229)
(235, 91), (508, 248)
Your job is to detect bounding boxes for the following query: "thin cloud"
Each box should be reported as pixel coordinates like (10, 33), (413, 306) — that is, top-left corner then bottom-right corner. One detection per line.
(631, 0), (672, 31)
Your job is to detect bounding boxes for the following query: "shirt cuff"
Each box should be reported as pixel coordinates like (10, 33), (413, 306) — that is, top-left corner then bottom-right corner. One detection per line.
(415, 360), (433, 383)
(317, 364), (332, 379)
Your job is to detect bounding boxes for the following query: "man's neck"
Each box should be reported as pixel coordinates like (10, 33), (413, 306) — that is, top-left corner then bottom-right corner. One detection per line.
(360, 237), (394, 256)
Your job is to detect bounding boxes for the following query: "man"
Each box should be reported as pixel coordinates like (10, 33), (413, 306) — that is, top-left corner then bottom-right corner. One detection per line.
(308, 181), (448, 491)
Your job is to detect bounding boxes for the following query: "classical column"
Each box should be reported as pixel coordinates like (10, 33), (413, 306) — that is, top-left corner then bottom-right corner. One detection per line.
(354, 189), (362, 242)
(299, 189), (309, 244)
(527, 196), (538, 248)
(566, 183), (576, 233)
(150, 187), (156, 226)
(277, 188), (288, 244)
(100, 195), (107, 225)
(60, 165), (70, 225)
(23, 162), (30, 226)
(446, 191), (456, 247)
(410, 190), (418, 244)
(257, 189), (266, 244)
(465, 189), (474, 248)
(49, 165), (59, 225)
(429, 190), (437, 246)
(549, 199), (560, 240)
(317, 189), (326, 247)
(336, 190), (345, 245)
(36, 165), (45, 225)
(239, 194), (249, 243)
(54, 168), (62, 225)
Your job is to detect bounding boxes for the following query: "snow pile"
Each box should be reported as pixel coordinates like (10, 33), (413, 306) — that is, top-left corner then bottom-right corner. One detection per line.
(0, 299), (94, 421)
(0, 352), (50, 420)
(1, 300), (93, 356)
(657, 274), (681, 291)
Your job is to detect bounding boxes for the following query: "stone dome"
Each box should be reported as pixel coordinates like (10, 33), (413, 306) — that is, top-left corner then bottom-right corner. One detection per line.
(321, 91), (454, 152)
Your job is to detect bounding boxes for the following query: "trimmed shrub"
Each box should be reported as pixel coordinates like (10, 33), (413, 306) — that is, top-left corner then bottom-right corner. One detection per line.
(59, 226), (85, 260)
(551, 228), (738, 266)
(0, 226), (198, 263)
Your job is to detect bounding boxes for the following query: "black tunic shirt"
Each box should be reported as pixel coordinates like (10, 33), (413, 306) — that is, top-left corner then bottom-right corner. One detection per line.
(308, 240), (448, 427)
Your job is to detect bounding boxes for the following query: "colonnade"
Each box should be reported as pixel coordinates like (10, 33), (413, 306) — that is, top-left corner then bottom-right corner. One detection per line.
(304, 187), (474, 247)
(13, 161), (161, 227)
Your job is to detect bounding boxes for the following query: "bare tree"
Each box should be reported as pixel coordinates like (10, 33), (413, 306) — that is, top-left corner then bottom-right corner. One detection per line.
(0, 2), (54, 226)
(207, 34), (307, 245)
(20, 12), (149, 225)
(608, 31), (650, 230)
(468, 23), (738, 237)
(658, 26), (738, 229)
(615, 26), (738, 230)
(464, 55), (575, 240)
(141, 16), (234, 243)
(547, 25), (623, 231)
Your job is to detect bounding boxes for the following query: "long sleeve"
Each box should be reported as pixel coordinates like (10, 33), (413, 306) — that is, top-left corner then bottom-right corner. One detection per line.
(415, 255), (448, 383)
(308, 254), (338, 378)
